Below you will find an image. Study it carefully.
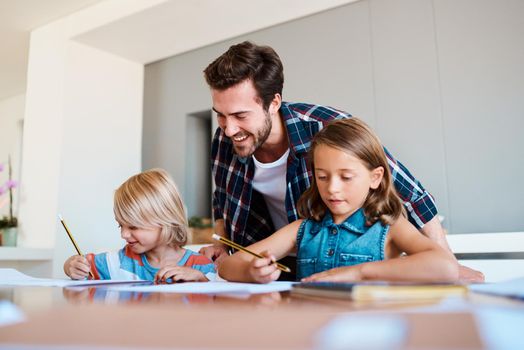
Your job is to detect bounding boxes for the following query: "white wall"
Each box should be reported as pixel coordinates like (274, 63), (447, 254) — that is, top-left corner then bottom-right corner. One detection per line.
(0, 94), (24, 218)
(54, 42), (143, 276)
(18, 2), (152, 277)
(185, 113), (212, 218)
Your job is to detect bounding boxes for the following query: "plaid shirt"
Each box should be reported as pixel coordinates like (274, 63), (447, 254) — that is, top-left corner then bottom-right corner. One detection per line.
(211, 102), (438, 246)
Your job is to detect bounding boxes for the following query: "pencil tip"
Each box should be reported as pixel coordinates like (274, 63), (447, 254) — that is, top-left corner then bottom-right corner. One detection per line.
(58, 214), (63, 220)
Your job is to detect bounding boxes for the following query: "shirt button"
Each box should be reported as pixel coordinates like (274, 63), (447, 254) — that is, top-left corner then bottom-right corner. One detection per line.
(331, 228), (338, 235)
(328, 249), (334, 256)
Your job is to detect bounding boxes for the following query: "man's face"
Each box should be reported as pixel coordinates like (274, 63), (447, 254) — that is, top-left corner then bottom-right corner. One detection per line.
(212, 80), (272, 158)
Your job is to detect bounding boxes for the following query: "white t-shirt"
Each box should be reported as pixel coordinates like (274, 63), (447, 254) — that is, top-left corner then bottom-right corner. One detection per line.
(252, 149), (290, 230)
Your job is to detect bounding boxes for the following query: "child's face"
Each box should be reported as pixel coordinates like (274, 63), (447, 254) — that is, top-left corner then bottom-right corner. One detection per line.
(118, 222), (162, 254)
(314, 144), (383, 224)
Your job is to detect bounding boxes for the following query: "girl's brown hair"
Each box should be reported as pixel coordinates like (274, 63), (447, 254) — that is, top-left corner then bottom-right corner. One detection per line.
(114, 168), (188, 246)
(297, 118), (405, 226)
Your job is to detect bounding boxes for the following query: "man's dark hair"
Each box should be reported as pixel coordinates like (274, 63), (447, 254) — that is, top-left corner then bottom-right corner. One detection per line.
(204, 41), (284, 110)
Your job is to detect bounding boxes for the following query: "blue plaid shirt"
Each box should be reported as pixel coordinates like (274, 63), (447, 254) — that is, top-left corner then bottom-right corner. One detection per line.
(211, 102), (438, 246)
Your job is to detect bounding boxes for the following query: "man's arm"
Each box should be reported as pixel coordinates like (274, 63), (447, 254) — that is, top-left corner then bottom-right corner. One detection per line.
(420, 216), (451, 251)
(421, 216), (485, 282)
(384, 147), (438, 228)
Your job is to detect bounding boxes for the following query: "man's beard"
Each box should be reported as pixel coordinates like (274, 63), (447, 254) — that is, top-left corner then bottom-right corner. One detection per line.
(233, 112), (272, 158)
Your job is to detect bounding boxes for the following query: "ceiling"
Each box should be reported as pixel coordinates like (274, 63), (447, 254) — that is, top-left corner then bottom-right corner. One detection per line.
(0, 0), (104, 100)
(0, 0), (359, 102)
(73, 0), (357, 65)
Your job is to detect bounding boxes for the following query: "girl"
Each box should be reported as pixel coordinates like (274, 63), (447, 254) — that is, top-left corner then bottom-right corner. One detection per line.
(219, 118), (458, 283)
(64, 168), (215, 282)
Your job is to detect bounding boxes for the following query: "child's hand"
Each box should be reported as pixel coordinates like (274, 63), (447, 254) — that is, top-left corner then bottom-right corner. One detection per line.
(301, 265), (363, 282)
(248, 250), (281, 284)
(458, 264), (485, 283)
(155, 266), (208, 283)
(64, 255), (91, 280)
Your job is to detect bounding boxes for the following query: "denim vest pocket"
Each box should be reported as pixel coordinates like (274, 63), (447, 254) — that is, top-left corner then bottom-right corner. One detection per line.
(339, 253), (373, 266)
(296, 258), (317, 279)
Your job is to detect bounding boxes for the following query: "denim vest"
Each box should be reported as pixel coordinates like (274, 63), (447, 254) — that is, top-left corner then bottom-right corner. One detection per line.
(296, 208), (389, 280)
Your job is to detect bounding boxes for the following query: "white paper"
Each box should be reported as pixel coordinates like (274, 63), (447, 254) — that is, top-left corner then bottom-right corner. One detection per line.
(0, 269), (293, 293)
(103, 281), (295, 294)
(0, 268), (148, 287)
(469, 277), (524, 299)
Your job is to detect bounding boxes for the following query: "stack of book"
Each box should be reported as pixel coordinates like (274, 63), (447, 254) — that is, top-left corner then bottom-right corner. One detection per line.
(291, 281), (468, 301)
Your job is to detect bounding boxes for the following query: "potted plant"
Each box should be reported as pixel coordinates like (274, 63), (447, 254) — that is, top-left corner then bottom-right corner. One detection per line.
(0, 155), (18, 246)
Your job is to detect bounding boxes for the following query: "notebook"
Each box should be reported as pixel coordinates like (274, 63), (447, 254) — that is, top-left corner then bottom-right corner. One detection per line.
(291, 281), (468, 301)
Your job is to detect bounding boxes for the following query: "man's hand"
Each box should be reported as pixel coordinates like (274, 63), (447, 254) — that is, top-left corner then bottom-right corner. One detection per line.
(199, 244), (229, 263)
(202, 219), (230, 264)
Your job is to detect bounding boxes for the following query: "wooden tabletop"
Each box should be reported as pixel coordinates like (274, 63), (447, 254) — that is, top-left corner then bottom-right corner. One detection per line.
(0, 285), (519, 349)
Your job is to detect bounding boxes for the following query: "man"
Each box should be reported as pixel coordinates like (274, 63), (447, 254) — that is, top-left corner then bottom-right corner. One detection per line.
(200, 41), (483, 282)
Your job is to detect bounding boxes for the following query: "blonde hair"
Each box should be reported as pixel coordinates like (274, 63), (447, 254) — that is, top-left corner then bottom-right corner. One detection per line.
(297, 118), (405, 226)
(113, 168), (188, 246)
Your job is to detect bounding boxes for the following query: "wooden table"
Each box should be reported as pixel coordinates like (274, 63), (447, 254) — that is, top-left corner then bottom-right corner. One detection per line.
(0, 285), (521, 349)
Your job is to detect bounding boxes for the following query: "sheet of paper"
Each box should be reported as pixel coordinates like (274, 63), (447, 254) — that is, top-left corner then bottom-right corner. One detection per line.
(0, 268), (148, 287)
(0, 269), (293, 293)
(103, 281), (295, 294)
(469, 276), (524, 299)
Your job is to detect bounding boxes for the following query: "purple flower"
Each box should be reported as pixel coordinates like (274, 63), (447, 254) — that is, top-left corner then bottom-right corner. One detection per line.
(5, 180), (17, 189)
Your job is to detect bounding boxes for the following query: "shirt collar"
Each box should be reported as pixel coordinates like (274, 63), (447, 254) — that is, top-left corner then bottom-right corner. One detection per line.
(311, 208), (367, 235)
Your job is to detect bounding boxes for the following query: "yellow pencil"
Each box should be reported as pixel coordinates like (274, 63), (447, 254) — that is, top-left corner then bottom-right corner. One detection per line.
(212, 234), (291, 273)
(58, 214), (94, 279)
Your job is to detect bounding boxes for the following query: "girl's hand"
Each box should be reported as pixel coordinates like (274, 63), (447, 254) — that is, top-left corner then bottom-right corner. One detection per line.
(64, 255), (91, 280)
(458, 264), (485, 283)
(302, 265), (363, 282)
(248, 250), (281, 284)
(155, 266), (208, 283)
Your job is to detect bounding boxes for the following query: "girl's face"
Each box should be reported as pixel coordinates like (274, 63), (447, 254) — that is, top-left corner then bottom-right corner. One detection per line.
(314, 144), (383, 224)
(118, 222), (162, 254)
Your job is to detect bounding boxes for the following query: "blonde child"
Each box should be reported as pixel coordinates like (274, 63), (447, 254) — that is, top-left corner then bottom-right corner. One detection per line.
(219, 118), (458, 283)
(64, 168), (215, 282)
